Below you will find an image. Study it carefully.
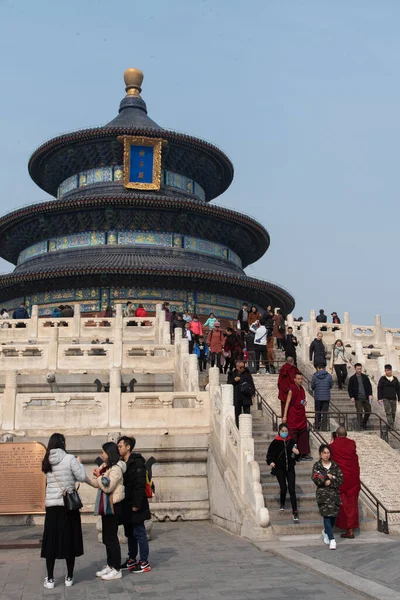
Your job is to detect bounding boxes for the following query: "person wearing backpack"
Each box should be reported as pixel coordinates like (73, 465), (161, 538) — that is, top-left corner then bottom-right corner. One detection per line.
(117, 436), (151, 574)
(227, 360), (255, 427)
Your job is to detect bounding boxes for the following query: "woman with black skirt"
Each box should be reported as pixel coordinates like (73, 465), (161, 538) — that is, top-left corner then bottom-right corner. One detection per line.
(266, 423), (300, 521)
(41, 433), (86, 589)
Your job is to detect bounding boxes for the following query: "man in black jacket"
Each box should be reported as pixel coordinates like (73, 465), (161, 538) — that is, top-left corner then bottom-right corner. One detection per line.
(309, 332), (327, 369)
(117, 436), (151, 573)
(348, 363), (373, 430)
(377, 364), (400, 428)
(284, 326), (298, 364)
(237, 303), (249, 333)
(227, 360), (255, 427)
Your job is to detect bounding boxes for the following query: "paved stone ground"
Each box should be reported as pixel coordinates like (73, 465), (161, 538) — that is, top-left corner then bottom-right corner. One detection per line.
(0, 522), (362, 600)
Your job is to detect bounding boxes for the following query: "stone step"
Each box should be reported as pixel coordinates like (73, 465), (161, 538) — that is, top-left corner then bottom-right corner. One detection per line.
(262, 480), (316, 493)
(270, 516), (376, 536)
(263, 492), (317, 507)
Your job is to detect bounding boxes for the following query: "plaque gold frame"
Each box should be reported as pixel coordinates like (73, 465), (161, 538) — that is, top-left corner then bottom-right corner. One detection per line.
(118, 136), (164, 190)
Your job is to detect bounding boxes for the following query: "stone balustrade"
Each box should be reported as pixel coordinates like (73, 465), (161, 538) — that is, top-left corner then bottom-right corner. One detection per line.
(291, 310), (400, 383)
(208, 369), (269, 534)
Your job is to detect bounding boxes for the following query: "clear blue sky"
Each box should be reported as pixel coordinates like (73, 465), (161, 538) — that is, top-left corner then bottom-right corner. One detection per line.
(0, 0), (398, 325)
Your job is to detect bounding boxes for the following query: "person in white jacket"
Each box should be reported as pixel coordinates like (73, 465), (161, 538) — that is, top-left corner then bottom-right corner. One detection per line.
(41, 433), (86, 589)
(87, 442), (127, 581)
(250, 318), (269, 373)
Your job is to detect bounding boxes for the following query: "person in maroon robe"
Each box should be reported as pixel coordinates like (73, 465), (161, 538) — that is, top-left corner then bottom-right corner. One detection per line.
(330, 426), (360, 538)
(282, 372), (312, 460)
(278, 357), (300, 417)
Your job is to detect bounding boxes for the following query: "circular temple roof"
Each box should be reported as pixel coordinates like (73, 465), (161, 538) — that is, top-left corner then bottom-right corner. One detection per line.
(28, 69), (234, 201)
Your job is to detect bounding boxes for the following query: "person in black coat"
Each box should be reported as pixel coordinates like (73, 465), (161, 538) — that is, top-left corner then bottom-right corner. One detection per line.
(309, 332), (327, 369)
(227, 361), (255, 427)
(348, 363), (373, 430)
(266, 423), (300, 519)
(283, 326), (298, 364)
(117, 436), (151, 573)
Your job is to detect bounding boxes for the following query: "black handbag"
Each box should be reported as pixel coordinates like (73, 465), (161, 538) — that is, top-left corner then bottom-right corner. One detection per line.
(240, 380), (254, 397)
(53, 473), (83, 512)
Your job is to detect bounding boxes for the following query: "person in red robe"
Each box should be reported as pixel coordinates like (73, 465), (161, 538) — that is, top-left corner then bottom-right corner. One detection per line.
(278, 357), (300, 417)
(329, 426), (360, 538)
(282, 372), (312, 460)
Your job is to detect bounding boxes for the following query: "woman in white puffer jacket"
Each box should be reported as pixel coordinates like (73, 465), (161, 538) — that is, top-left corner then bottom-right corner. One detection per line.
(41, 433), (86, 590)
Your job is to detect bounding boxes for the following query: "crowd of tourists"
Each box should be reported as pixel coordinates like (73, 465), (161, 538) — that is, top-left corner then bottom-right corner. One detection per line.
(41, 433), (152, 588)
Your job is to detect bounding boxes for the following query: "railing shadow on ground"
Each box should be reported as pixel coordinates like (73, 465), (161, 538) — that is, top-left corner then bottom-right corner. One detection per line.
(254, 388), (400, 534)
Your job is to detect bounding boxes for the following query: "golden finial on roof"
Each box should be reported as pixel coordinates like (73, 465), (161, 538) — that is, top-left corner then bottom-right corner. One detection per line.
(124, 68), (144, 97)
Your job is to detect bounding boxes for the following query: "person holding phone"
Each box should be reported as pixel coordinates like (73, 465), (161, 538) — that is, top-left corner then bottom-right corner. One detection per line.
(312, 444), (343, 550)
(88, 442), (126, 581)
(266, 423), (300, 520)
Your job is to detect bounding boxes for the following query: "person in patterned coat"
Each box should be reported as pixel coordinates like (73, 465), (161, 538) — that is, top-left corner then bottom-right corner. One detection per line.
(312, 444), (343, 550)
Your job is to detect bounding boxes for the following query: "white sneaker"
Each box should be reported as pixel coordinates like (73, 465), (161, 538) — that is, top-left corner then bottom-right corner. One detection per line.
(322, 529), (329, 545)
(96, 565), (112, 577)
(43, 577), (55, 589)
(65, 576), (73, 587)
(329, 539), (337, 550)
(101, 568), (122, 581)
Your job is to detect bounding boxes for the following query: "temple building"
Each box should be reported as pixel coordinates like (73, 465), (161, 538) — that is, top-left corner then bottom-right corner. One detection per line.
(0, 69), (294, 317)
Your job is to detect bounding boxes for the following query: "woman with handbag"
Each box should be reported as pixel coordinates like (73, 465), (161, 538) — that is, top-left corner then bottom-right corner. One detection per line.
(88, 442), (127, 581)
(266, 423), (300, 520)
(41, 432), (86, 589)
(227, 360), (255, 427)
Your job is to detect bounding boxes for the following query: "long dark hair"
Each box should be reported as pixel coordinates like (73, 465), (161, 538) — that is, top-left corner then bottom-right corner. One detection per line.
(102, 442), (120, 467)
(42, 433), (66, 473)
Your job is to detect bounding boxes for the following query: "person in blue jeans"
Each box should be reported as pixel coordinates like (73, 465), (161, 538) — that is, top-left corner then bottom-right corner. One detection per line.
(312, 444), (343, 550)
(117, 436), (151, 573)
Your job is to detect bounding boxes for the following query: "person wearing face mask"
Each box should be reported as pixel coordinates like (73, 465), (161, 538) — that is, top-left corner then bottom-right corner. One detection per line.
(266, 423), (300, 521)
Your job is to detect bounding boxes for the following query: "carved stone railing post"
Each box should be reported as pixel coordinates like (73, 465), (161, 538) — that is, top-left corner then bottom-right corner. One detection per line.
(2, 371), (17, 431)
(113, 304), (123, 368)
(72, 303), (81, 338)
(300, 324), (310, 362)
(109, 368), (121, 427)
(309, 309), (317, 339)
(163, 322), (171, 345)
(173, 329), (183, 390)
(286, 314), (294, 329)
(385, 332), (398, 371)
(155, 303), (163, 344)
(238, 414), (254, 495)
(30, 304), (39, 339)
(374, 314), (385, 345)
(188, 354), (199, 392)
(220, 384), (234, 455)
(48, 326), (59, 371)
(342, 311), (352, 344)
(355, 340), (365, 366)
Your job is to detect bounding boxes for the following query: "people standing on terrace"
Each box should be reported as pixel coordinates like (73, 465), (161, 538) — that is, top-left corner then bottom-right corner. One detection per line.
(283, 326), (298, 364)
(273, 309), (285, 350)
(13, 303), (29, 327)
(0, 307), (10, 328)
(309, 332), (327, 370)
(266, 423), (300, 521)
(316, 309), (327, 331)
(184, 322), (195, 353)
(182, 309), (192, 323)
(134, 304), (147, 317)
(203, 312), (217, 330)
(207, 321), (224, 373)
(248, 305), (261, 328)
(190, 314), (203, 341)
(227, 359), (255, 427)
(162, 302), (171, 322)
(330, 340), (351, 390)
(377, 364), (400, 428)
(250, 318), (269, 373)
(348, 363), (373, 430)
(311, 364), (333, 431)
(123, 301), (135, 318)
(330, 427), (360, 540)
(237, 302), (249, 333)
(282, 372), (312, 461)
(223, 326), (243, 374)
(194, 335), (209, 372)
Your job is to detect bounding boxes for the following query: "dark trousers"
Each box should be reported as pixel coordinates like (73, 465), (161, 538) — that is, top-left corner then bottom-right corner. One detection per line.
(224, 355), (235, 374)
(188, 340), (194, 354)
(275, 469), (297, 512)
(210, 352), (222, 373)
(314, 400), (330, 431)
(383, 398), (397, 427)
(289, 428), (310, 456)
(334, 364), (347, 389)
(102, 514), (121, 570)
(355, 397), (371, 429)
(255, 346), (268, 371)
(124, 521), (149, 563)
(46, 558), (75, 579)
(247, 350), (257, 373)
(323, 515), (336, 540)
(198, 357), (207, 372)
(235, 403), (250, 428)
